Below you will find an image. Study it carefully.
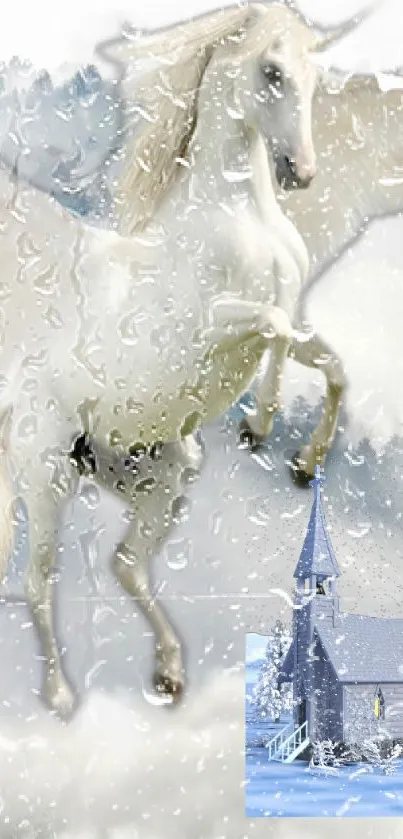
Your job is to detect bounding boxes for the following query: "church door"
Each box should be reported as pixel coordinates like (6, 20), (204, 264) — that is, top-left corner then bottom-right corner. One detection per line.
(298, 699), (307, 727)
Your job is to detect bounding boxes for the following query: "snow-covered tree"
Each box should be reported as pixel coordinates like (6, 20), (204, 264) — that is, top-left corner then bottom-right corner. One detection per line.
(253, 620), (292, 722)
(346, 740), (402, 774)
(309, 740), (341, 774)
(310, 739), (402, 775)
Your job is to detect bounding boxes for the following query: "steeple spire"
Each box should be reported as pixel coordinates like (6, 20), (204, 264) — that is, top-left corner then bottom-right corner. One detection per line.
(294, 466), (340, 581)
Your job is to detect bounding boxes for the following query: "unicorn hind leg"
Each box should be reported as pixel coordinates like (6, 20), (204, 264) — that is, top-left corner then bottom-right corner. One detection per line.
(0, 407), (18, 585)
(94, 435), (204, 701)
(22, 437), (80, 717)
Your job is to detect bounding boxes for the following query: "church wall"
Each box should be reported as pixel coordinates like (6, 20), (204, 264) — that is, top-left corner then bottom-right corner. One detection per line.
(293, 602), (315, 731)
(311, 642), (343, 742)
(293, 601), (344, 740)
(343, 683), (403, 743)
(381, 684), (403, 740)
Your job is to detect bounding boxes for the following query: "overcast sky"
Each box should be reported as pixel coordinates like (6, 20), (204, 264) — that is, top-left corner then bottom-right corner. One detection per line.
(0, 0), (401, 75)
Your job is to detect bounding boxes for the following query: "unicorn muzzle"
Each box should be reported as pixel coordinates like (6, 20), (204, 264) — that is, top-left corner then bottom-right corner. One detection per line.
(276, 155), (316, 190)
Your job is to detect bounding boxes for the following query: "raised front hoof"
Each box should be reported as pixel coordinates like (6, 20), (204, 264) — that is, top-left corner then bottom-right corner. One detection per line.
(237, 419), (266, 452)
(152, 672), (184, 705)
(289, 453), (315, 488)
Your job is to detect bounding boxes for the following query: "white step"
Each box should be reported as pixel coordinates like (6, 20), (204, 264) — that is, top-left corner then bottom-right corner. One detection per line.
(283, 737), (310, 763)
(266, 720), (310, 763)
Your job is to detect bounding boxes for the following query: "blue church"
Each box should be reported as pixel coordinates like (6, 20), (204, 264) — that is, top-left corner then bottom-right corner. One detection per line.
(273, 467), (403, 761)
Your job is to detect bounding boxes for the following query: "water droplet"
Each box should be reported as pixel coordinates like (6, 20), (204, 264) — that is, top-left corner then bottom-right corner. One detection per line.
(33, 263), (59, 296)
(17, 413), (37, 440)
(78, 483), (101, 510)
(150, 324), (175, 355)
(164, 537), (192, 571)
(141, 681), (175, 706)
(246, 495), (271, 526)
(118, 309), (146, 346)
(347, 523), (371, 539)
(210, 511), (222, 535)
(345, 451), (365, 467)
(85, 660), (106, 689)
(43, 305), (64, 329)
(171, 495), (191, 525)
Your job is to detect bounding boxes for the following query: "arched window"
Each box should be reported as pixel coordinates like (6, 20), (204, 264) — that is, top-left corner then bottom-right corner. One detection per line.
(374, 686), (385, 720)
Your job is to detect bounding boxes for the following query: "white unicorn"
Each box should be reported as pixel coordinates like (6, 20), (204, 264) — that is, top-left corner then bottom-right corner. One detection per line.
(0, 2), (368, 716)
(80, 7), (403, 722)
(244, 64), (403, 477)
(98, 2), (387, 483)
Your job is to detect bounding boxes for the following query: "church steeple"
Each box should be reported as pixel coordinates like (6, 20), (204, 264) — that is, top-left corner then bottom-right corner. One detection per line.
(294, 466), (340, 591)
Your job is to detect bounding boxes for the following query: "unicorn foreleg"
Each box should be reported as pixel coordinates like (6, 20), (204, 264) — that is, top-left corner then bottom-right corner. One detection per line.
(23, 454), (79, 717)
(239, 334), (291, 445)
(208, 297), (293, 444)
(208, 297), (294, 349)
(287, 332), (347, 482)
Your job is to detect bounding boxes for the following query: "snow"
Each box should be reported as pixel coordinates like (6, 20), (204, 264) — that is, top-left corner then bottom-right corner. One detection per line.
(0, 672), (246, 837)
(252, 622), (292, 722)
(0, 1), (402, 836)
(246, 748), (403, 817)
(245, 661), (403, 817)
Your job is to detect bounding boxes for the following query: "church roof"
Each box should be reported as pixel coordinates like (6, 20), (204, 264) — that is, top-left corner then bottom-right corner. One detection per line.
(316, 614), (403, 683)
(294, 466), (340, 580)
(278, 612), (403, 685)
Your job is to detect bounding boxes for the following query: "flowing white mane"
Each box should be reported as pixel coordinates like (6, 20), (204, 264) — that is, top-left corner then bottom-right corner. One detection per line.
(98, 3), (316, 235)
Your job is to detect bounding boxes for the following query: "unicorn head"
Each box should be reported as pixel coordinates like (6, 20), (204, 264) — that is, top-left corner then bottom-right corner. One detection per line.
(217, 4), (320, 190)
(97, 2), (371, 230)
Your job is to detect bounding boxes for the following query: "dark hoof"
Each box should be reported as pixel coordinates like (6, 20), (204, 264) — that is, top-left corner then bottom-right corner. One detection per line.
(238, 419), (265, 452)
(289, 453), (314, 487)
(153, 673), (184, 704)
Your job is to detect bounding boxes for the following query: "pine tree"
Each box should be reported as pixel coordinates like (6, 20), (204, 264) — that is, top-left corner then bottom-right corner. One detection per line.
(253, 620), (292, 722)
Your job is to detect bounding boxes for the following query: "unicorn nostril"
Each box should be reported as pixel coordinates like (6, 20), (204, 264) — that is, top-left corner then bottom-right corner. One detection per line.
(284, 156), (297, 176)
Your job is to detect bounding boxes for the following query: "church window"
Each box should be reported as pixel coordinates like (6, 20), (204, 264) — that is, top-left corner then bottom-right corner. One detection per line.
(374, 686), (385, 720)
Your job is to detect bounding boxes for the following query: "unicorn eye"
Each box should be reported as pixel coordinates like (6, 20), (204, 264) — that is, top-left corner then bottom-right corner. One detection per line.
(263, 64), (283, 89)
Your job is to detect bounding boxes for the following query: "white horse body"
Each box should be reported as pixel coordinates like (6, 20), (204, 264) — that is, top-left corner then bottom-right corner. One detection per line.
(3, 1), (399, 718)
(0, 2), (326, 714)
(0, 121), (305, 461)
(1, 6), (316, 461)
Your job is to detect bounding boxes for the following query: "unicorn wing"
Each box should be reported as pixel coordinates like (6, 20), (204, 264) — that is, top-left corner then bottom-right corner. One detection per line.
(281, 69), (403, 308)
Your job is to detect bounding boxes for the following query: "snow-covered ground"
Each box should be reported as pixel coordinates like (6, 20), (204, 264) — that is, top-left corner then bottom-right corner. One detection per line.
(246, 745), (403, 818)
(245, 638), (403, 817)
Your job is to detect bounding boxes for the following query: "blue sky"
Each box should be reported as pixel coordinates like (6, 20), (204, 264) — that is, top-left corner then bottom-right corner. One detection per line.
(246, 633), (268, 665)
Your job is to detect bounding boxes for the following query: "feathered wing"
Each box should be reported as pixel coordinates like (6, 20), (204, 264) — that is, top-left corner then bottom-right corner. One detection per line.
(280, 71), (403, 307)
